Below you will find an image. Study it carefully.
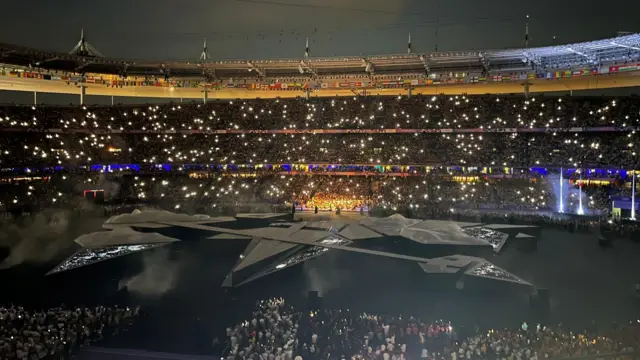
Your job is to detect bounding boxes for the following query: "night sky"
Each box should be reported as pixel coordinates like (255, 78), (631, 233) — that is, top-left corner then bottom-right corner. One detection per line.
(1, 0), (639, 61)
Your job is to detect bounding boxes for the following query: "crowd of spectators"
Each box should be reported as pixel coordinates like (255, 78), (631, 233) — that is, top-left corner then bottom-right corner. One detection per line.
(0, 304), (138, 360)
(0, 171), (613, 218)
(0, 95), (637, 229)
(2, 95), (639, 131)
(0, 95), (638, 167)
(225, 298), (640, 360)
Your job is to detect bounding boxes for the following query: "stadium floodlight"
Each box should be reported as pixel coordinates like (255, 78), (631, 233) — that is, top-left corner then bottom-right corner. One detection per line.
(69, 28), (104, 57)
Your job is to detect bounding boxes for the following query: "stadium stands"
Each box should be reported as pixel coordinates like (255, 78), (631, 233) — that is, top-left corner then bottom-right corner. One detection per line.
(220, 298), (640, 360)
(4, 297), (640, 360)
(0, 304), (138, 360)
(0, 95), (637, 235)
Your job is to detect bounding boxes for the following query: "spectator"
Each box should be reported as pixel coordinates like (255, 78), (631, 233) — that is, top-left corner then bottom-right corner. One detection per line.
(0, 304), (138, 360)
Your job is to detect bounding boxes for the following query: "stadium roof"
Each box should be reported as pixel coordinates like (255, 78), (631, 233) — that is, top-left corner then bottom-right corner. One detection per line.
(1, 33), (639, 79)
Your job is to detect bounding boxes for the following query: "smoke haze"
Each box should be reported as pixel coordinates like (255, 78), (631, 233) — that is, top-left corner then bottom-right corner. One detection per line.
(0, 209), (80, 268)
(118, 247), (180, 297)
(302, 250), (352, 297)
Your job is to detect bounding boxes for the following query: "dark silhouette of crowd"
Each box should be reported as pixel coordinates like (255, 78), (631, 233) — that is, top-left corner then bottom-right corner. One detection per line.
(224, 298), (640, 360)
(0, 304), (138, 360)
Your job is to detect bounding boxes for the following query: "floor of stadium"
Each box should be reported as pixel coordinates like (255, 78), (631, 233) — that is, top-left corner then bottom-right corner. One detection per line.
(1, 212), (640, 355)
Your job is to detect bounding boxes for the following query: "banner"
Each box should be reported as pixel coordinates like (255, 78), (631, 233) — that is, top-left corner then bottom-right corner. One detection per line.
(608, 64), (640, 73)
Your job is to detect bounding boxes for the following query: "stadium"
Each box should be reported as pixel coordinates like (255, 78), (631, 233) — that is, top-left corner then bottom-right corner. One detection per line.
(1, 3), (640, 360)
(1, 30), (640, 101)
